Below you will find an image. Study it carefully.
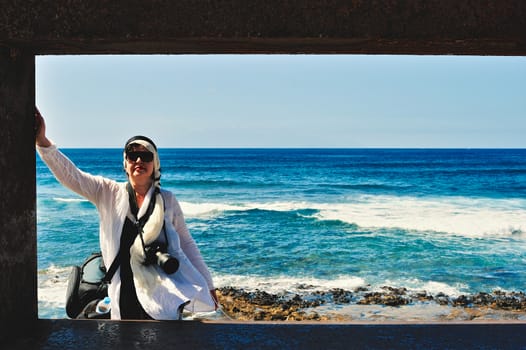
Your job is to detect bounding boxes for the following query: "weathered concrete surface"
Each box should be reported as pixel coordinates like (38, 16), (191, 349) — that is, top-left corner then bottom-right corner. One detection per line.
(0, 48), (37, 339)
(1, 0), (525, 55)
(3, 319), (526, 350)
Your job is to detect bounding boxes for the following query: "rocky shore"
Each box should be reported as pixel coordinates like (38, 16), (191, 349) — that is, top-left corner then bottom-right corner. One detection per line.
(216, 286), (526, 321)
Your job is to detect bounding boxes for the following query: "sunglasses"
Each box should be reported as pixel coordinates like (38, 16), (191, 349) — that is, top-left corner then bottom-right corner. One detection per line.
(126, 151), (154, 162)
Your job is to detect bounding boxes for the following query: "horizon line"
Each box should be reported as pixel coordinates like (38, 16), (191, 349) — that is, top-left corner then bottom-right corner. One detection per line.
(55, 146), (526, 150)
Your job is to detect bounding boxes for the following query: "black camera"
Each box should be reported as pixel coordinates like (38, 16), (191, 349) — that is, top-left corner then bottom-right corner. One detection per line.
(143, 242), (179, 274)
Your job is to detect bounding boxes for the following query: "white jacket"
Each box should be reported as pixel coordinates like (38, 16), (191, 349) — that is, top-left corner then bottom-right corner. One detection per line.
(37, 144), (215, 319)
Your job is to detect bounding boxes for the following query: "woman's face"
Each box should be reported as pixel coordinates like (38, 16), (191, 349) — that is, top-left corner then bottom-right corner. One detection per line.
(125, 144), (155, 184)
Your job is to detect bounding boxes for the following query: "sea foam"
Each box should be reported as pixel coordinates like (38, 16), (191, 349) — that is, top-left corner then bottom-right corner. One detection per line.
(53, 197), (89, 203)
(213, 273), (366, 294)
(181, 195), (526, 238)
(38, 265), (70, 318)
(212, 273), (467, 298)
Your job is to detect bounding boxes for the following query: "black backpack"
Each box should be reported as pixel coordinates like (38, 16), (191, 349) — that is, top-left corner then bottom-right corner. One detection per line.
(65, 252), (118, 319)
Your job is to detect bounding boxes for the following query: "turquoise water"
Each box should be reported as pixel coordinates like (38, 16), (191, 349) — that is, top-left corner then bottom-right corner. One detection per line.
(37, 148), (526, 318)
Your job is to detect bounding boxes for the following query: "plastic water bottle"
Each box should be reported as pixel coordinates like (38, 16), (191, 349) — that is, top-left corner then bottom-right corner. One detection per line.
(95, 296), (111, 314)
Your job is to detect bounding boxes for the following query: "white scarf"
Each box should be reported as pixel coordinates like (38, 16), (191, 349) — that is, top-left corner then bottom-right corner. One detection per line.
(128, 187), (165, 292)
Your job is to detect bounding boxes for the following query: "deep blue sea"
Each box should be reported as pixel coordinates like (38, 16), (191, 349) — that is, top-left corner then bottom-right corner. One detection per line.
(37, 148), (526, 319)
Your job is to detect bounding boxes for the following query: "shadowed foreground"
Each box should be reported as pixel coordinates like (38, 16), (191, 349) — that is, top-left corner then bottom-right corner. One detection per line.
(4, 319), (526, 350)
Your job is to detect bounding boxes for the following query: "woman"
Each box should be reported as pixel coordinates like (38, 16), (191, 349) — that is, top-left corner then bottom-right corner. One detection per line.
(35, 108), (218, 320)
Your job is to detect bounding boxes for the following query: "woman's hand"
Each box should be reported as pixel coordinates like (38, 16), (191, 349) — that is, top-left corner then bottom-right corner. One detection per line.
(210, 289), (219, 310)
(35, 107), (52, 147)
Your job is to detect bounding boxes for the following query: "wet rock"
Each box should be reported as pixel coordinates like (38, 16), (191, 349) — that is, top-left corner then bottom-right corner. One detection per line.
(435, 292), (450, 306)
(330, 288), (353, 304)
(381, 286), (407, 295)
(217, 287), (305, 321)
(249, 290), (278, 306)
(472, 292), (494, 306)
(216, 286), (526, 321)
(358, 292), (409, 306)
(492, 291), (526, 310)
(452, 295), (473, 307)
(411, 291), (434, 302)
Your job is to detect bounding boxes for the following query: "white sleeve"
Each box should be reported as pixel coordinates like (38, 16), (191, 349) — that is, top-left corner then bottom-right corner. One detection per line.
(36, 143), (106, 204)
(169, 195), (215, 290)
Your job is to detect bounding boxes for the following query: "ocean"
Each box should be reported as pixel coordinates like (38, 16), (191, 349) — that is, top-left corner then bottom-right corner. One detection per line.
(37, 148), (526, 320)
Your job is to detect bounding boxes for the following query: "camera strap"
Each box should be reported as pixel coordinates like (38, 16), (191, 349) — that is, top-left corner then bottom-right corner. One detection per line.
(101, 252), (120, 285)
(126, 182), (166, 259)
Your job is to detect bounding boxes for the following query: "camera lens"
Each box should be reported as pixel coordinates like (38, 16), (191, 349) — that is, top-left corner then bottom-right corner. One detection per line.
(143, 242), (179, 274)
(156, 252), (179, 274)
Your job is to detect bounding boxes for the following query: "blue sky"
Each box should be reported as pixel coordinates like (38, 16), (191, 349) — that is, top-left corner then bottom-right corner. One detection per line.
(36, 55), (525, 148)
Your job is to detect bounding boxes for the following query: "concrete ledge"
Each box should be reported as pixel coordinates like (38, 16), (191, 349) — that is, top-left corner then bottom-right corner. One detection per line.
(4, 320), (526, 349)
(2, 0), (526, 55)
